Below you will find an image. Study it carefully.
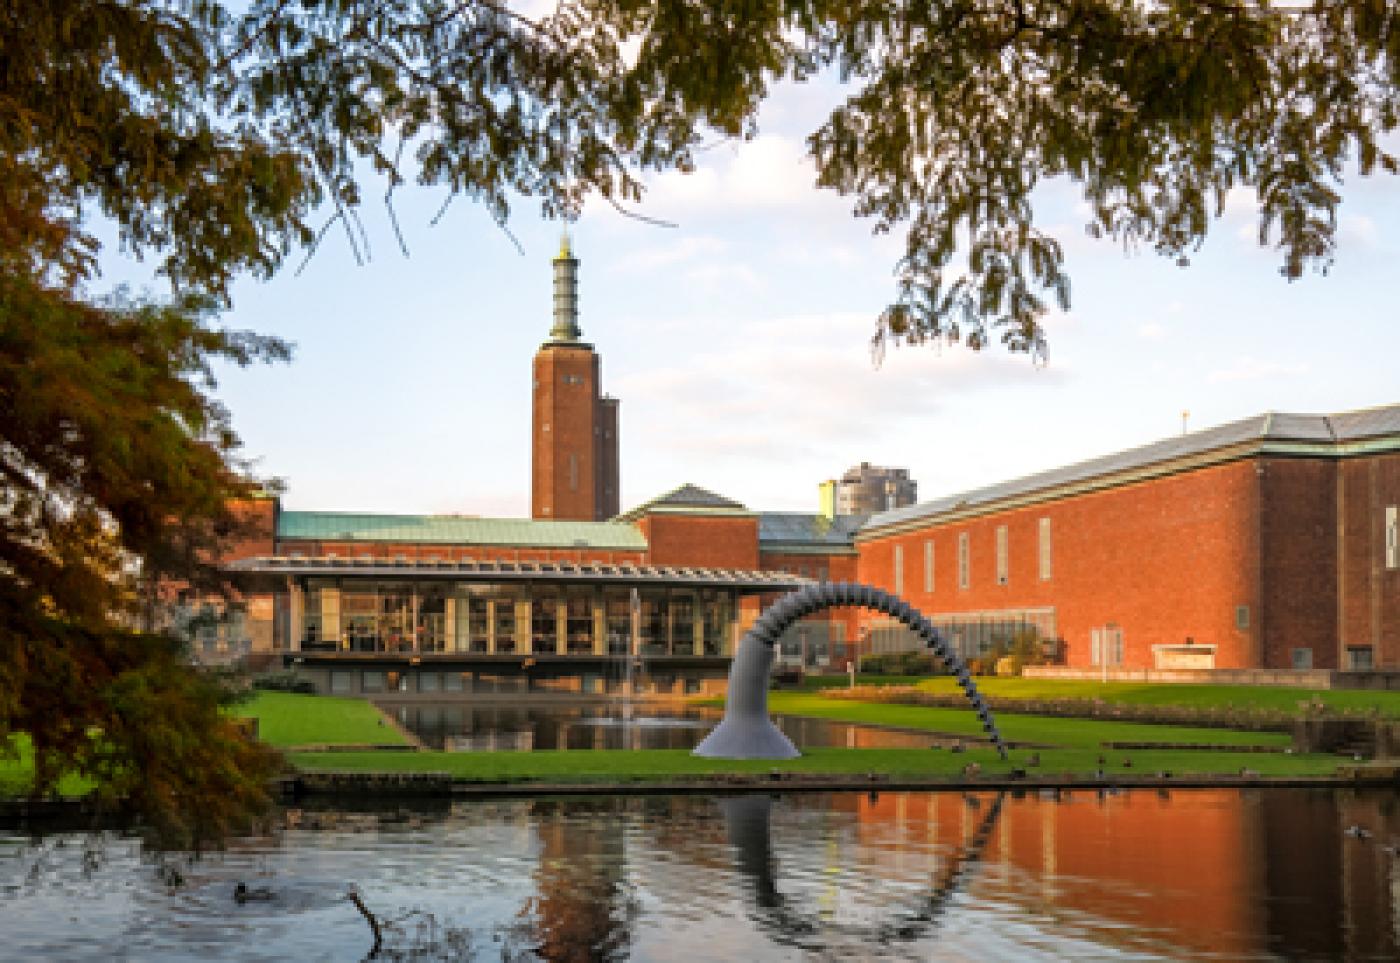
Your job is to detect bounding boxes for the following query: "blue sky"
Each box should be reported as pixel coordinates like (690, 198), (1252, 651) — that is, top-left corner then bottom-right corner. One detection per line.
(98, 72), (1400, 519)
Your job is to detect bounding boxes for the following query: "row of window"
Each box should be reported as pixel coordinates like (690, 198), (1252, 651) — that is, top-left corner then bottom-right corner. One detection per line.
(893, 518), (1052, 595)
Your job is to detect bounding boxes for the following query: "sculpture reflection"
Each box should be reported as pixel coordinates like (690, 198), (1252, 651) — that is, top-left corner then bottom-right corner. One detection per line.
(720, 792), (1005, 952)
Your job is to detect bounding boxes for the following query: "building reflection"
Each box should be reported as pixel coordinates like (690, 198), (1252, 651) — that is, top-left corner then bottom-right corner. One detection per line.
(528, 799), (636, 962)
(491, 788), (1397, 959)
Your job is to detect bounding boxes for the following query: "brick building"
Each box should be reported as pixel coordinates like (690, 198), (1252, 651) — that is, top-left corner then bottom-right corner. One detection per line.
(855, 408), (1400, 672)
(204, 243), (1399, 689)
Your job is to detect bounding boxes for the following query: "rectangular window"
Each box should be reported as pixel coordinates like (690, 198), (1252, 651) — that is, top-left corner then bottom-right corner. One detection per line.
(361, 670), (386, 693)
(923, 540), (934, 593)
(1348, 647), (1374, 671)
(418, 672), (441, 694)
(329, 670), (352, 695)
(893, 545), (904, 596)
(1387, 505), (1398, 570)
(958, 533), (970, 590)
(1038, 517), (1052, 580)
(1235, 605), (1251, 630)
(995, 525), (1009, 585)
(1291, 648), (1313, 670)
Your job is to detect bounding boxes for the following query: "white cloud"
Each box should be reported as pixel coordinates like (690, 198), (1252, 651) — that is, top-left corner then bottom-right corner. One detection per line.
(643, 134), (819, 215)
(1207, 356), (1309, 384)
(610, 235), (729, 272)
(612, 311), (1069, 505)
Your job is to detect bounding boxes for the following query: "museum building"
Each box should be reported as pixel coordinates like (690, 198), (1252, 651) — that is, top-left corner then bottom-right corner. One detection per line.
(210, 241), (1400, 689)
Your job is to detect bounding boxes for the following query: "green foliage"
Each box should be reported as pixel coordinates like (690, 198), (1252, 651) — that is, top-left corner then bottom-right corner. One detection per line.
(859, 651), (943, 675)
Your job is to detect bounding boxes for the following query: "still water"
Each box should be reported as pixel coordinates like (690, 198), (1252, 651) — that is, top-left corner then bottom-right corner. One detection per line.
(3, 788), (1396, 960)
(382, 703), (941, 751)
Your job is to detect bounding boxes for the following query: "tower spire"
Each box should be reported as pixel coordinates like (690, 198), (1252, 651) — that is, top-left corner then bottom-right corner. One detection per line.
(550, 229), (581, 342)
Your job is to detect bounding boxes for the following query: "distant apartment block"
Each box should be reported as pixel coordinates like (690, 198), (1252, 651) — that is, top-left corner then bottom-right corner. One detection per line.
(832, 463), (917, 515)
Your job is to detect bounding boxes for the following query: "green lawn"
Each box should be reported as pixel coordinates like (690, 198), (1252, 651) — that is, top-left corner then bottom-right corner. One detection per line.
(232, 691), (409, 748)
(907, 677), (1400, 717)
(288, 745), (1343, 782)
(763, 692), (1293, 749)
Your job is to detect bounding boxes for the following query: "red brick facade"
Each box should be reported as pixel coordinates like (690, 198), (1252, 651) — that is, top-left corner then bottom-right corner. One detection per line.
(858, 461), (1266, 669)
(637, 514), (760, 570)
(531, 344), (601, 521)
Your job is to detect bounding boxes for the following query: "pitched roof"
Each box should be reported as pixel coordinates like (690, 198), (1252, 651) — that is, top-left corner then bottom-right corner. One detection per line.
(862, 402), (1400, 536)
(277, 511), (647, 550)
(616, 483), (750, 520)
(758, 512), (867, 551)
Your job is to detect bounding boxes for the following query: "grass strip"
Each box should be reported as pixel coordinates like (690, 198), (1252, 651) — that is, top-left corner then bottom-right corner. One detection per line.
(285, 745), (1343, 782)
(762, 693), (1292, 749)
(232, 691), (409, 748)
(906, 677), (1400, 718)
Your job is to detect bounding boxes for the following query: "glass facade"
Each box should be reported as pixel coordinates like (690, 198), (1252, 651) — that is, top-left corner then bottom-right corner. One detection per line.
(289, 578), (739, 659)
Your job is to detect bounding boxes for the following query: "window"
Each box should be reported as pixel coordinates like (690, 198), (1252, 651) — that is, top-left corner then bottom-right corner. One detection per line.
(923, 540), (934, 593)
(1387, 505), (1398, 570)
(995, 525), (1009, 585)
(893, 545), (904, 596)
(1038, 517), (1052, 580)
(1235, 605), (1250, 630)
(1291, 648), (1313, 670)
(330, 670), (352, 695)
(1348, 647), (1374, 671)
(958, 532), (970, 589)
(531, 598), (559, 652)
(361, 670), (386, 693)
(419, 672), (441, 693)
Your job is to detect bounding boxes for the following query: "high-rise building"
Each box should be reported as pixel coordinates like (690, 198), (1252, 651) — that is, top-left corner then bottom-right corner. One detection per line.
(834, 463), (916, 515)
(531, 236), (620, 520)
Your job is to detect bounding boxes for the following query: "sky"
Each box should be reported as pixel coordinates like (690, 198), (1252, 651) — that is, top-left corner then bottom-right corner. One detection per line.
(96, 71), (1400, 521)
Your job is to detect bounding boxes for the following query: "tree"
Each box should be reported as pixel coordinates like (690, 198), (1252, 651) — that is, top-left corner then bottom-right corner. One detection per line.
(2, 1), (1396, 833)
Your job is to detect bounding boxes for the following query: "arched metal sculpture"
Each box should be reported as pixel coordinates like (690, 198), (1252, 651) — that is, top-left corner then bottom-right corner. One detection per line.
(694, 582), (1009, 760)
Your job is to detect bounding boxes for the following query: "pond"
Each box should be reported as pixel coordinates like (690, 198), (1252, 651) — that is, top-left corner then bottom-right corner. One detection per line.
(3, 788), (1396, 960)
(379, 702), (944, 752)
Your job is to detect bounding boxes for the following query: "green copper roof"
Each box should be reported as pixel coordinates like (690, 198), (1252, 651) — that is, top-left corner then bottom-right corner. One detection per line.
(277, 511), (647, 550)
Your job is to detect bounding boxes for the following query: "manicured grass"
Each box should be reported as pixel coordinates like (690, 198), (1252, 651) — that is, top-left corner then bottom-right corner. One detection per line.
(761, 692), (1293, 749)
(287, 745), (1343, 782)
(910, 677), (1400, 717)
(800, 675), (928, 690)
(233, 691), (409, 748)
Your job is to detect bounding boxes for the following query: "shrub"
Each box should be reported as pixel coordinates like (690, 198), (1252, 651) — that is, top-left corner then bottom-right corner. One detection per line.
(251, 671), (316, 694)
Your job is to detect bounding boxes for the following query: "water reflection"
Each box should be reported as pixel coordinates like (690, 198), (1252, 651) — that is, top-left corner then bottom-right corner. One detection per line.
(721, 791), (1004, 953)
(2, 789), (1396, 960)
(386, 702), (938, 752)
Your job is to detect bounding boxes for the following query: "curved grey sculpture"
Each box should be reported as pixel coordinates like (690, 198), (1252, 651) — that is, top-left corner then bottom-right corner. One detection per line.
(694, 581), (1009, 760)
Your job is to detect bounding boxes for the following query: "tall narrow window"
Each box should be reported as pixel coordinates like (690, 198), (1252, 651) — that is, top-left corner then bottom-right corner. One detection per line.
(1387, 505), (1398, 570)
(923, 540), (934, 593)
(1039, 517), (1052, 581)
(893, 544), (904, 596)
(995, 525), (1009, 585)
(958, 532), (970, 590)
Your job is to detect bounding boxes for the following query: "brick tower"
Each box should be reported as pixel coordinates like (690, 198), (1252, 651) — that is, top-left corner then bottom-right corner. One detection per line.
(531, 235), (620, 520)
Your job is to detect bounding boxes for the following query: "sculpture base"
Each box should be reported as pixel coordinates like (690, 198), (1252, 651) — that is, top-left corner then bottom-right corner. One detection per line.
(692, 717), (799, 760)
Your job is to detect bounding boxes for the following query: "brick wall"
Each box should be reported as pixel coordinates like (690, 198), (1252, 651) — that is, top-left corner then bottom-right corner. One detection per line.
(1259, 457), (1338, 669)
(532, 344), (600, 521)
(1338, 452), (1400, 667)
(856, 460), (1263, 669)
(638, 514), (760, 569)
